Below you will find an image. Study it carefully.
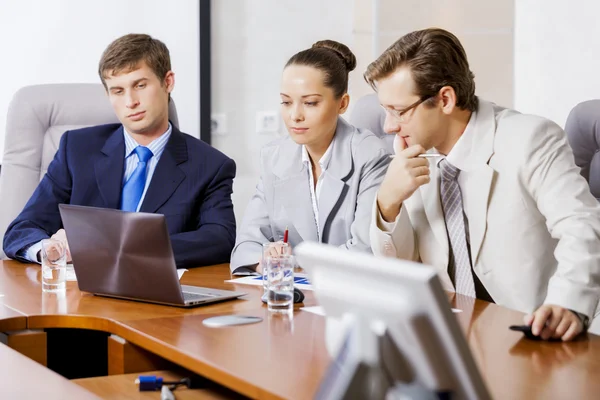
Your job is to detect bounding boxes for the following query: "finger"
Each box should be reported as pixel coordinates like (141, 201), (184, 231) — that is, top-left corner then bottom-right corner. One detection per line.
(562, 320), (583, 341)
(256, 261), (263, 274)
(401, 144), (427, 159)
(552, 317), (572, 339)
(405, 157), (429, 168)
(410, 166), (430, 178)
(540, 311), (562, 340)
(393, 135), (407, 154)
(523, 314), (534, 326)
(414, 175), (431, 187)
(531, 307), (552, 336)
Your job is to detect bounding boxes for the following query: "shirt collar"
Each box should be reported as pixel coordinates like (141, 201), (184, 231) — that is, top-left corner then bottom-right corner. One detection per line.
(444, 111), (477, 171)
(301, 139), (334, 171)
(123, 123), (172, 160)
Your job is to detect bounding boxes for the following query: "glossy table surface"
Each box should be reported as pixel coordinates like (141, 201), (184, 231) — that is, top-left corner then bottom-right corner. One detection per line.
(0, 341), (100, 399)
(1, 260), (599, 399)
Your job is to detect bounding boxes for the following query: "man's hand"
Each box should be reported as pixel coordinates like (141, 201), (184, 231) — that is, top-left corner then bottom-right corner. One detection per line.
(377, 138), (430, 222)
(524, 304), (584, 341)
(51, 229), (72, 263)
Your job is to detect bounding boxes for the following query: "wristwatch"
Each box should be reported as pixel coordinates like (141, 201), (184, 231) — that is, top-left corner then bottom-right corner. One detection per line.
(571, 310), (589, 330)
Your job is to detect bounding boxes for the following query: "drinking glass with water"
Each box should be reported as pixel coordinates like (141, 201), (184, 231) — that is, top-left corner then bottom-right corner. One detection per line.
(261, 242), (290, 293)
(266, 254), (294, 313)
(41, 238), (67, 292)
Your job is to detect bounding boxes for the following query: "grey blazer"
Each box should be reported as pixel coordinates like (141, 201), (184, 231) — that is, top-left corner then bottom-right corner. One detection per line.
(230, 117), (391, 272)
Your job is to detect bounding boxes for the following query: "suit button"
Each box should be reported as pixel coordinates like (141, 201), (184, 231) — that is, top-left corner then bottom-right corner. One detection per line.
(383, 242), (394, 257)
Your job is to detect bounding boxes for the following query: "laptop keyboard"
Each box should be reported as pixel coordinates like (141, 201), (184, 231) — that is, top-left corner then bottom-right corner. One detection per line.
(182, 291), (213, 302)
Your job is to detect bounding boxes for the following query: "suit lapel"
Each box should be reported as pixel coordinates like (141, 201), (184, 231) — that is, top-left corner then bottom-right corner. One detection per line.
(274, 169), (319, 242)
(464, 100), (497, 264)
(139, 128), (187, 213)
(466, 166), (494, 264)
(272, 141), (319, 242)
(422, 162), (450, 261)
(318, 118), (353, 237)
(95, 127), (126, 209)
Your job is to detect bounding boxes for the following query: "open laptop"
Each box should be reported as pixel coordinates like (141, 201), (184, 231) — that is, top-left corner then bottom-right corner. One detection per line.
(58, 204), (245, 307)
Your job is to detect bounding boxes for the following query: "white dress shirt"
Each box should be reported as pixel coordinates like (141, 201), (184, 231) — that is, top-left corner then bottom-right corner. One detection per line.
(379, 111), (477, 232)
(302, 142), (334, 241)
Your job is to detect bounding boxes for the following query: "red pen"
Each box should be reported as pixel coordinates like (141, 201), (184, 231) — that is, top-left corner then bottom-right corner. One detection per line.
(283, 227), (289, 244)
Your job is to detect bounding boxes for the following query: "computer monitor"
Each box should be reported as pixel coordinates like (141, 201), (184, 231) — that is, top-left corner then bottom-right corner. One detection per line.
(295, 242), (491, 400)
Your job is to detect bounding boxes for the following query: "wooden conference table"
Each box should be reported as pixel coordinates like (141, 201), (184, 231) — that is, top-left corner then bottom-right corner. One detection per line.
(0, 259), (599, 399)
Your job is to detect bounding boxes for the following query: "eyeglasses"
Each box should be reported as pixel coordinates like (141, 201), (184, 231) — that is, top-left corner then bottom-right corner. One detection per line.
(381, 95), (435, 123)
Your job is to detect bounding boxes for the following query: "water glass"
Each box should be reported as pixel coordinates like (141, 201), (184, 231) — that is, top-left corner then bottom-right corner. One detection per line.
(261, 242), (290, 293)
(41, 238), (67, 292)
(265, 254), (294, 313)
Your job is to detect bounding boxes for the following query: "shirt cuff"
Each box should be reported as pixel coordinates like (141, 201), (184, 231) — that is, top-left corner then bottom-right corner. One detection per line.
(376, 204), (402, 233)
(21, 241), (43, 264)
(232, 265), (260, 276)
(570, 309), (590, 330)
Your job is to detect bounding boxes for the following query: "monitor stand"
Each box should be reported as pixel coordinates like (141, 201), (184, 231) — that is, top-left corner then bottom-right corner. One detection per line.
(314, 315), (453, 400)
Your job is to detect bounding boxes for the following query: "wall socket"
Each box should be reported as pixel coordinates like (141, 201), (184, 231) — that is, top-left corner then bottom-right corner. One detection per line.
(211, 113), (227, 136)
(256, 111), (279, 134)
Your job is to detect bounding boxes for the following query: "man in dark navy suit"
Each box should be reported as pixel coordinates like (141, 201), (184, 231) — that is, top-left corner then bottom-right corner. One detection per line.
(3, 34), (236, 268)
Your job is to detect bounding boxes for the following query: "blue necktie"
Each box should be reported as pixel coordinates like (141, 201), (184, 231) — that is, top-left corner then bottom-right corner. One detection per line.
(120, 146), (153, 212)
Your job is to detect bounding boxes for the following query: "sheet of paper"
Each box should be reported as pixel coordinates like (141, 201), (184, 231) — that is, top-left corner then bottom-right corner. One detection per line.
(66, 264), (77, 281)
(300, 306), (325, 316)
(225, 274), (313, 291)
(177, 269), (188, 280)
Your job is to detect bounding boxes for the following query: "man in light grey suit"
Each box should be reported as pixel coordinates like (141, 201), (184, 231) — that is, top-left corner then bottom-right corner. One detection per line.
(231, 40), (390, 274)
(367, 28), (600, 341)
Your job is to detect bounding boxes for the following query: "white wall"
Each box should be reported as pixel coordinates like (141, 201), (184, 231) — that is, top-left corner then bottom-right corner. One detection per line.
(352, 0), (514, 108)
(211, 0), (354, 224)
(515, 0), (600, 127)
(0, 0), (200, 161)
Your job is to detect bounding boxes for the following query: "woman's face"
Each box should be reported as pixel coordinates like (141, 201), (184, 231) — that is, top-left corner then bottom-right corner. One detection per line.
(280, 65), (348, 148)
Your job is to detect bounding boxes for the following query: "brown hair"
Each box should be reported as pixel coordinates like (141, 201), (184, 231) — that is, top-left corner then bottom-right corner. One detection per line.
(98, 33), (171, 89)
(364, 28), (477, 111)
(285, 40), (357, 98)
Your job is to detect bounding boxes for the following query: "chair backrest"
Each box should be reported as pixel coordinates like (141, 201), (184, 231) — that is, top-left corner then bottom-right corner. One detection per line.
(349, 93), (394, 152)
(0, 83), (179, 257)
(564, 100), (600, 199)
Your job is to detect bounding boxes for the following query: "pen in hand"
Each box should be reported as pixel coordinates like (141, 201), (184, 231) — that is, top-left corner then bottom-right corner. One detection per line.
(389, 153), (442, 159)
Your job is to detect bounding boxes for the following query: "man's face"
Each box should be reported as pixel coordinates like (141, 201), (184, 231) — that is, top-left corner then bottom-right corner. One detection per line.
(376, 66), (444, 150)
(104, 61), (174, 137)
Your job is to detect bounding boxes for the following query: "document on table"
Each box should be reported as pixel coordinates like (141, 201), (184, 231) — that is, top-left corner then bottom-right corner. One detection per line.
(225, 274), (313, 291)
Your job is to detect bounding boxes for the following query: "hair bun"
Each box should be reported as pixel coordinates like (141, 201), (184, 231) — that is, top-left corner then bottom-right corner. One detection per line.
(312, 40), (357, 72)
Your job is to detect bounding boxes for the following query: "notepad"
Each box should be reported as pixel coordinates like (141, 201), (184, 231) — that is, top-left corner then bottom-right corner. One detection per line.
(225, 274), (313, 290)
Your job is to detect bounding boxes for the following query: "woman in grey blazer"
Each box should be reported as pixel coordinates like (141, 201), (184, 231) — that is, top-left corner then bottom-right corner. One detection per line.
(231, 40), (391, 273)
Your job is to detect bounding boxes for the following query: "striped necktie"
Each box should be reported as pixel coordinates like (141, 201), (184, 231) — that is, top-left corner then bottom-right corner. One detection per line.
(439, 158), (476, 297)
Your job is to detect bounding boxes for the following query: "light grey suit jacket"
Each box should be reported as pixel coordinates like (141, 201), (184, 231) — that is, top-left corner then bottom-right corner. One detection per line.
(231, 117), (391, 272)
(370, 99), (600, 320)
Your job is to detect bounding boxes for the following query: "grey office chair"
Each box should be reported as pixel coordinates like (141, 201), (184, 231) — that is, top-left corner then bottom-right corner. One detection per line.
(564, 100), (600, 200)
(349, 93), (394, 152)
(0, 83), (179, 258)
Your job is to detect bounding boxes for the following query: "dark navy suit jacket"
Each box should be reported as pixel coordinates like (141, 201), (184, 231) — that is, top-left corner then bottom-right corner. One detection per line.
(3, 123), (236, 268)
